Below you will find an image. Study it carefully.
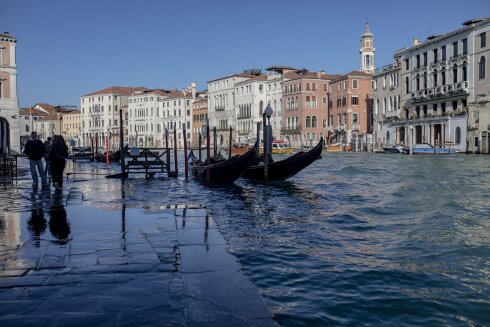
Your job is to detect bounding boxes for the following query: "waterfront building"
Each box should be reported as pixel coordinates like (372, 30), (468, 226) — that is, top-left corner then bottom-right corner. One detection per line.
(18, 107), (48, 149)
(328, 71), (373, 148)
(191, 97), (208, 147)
(0, 32), (20, 154)
(80, 86), (148, 149)
(158, 84), (196, 149)
(283, 69), (341, 148)
(127, 89), (172, 148)
(207, 71), (257, 148)
(372, 57), (402, 147)
(381, 18), (490, 153)
(468, 20), (490, 153)
(61, 110), (81, 148)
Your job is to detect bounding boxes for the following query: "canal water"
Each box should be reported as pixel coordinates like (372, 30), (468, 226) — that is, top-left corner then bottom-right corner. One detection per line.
(3, 152), (490, 326)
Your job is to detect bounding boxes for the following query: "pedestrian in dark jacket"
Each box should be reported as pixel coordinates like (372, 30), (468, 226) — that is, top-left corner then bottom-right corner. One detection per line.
(24, 131), (47, 185)
(48, 135), (69, 189)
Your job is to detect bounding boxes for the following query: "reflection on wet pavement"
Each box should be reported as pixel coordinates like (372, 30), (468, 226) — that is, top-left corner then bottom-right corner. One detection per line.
(0, 159), (277, 326)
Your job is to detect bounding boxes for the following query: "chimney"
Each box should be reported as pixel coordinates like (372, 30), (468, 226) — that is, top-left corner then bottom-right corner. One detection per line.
(412, 38), (421, 46)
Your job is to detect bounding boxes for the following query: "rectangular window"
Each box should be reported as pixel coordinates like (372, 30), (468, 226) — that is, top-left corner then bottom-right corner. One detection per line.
(405, 59), (409, 70)
(351, 96), (359, 105)
(481, 32), (487, 48)
(306, 83), (310, 90)
(452, 41), (458, 57)
(342, 96), (347, 106)
(352, 113), (358, 124)
(433, 48), (438, 63)
(442, 45), (447, 60)
(352, 79), (358, 89)
(423, 52), (427, 66)
(416, 55), (420, 68)
(462, 38), (468, 55)
(312, 83), (316, 91)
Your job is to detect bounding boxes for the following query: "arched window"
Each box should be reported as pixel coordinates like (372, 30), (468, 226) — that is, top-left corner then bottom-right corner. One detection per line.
(312, 116), (317, 128)
(25, 124), (29, 133)
(442, 67), (446, 85)
(306, 116), (311, 128)
(306, 96), (311, 107)
(405, 77), (410, 94)
(259, 101), (264, 115)
(433, 69), (438, 86)
(312, 96), (317, 107)
(453, 64), (458, 83)
(295, 96), (299, 109)
(455, 127), (461, 144)
(479, 56), (486, 79)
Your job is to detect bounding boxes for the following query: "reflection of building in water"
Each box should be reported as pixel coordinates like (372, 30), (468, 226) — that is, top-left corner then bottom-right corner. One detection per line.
(0, 211), (22, 248)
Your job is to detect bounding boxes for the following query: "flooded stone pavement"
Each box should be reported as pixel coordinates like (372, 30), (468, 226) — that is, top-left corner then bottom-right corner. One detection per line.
(0, 159), (277, 326)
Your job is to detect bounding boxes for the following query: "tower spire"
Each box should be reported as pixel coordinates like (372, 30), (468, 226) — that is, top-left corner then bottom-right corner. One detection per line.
(360, 21), (375, 74)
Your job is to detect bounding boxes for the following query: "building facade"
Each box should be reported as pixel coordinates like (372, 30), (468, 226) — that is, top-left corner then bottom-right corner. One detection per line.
(128, 89), (170, 148)
(0, 32), (20, 154)
(328, 71), (373, 148)
(378, 18), (490, 153)
(192, 97), (208, 147)
(372, 58), (402, 147)
(282, 70), (340, 148)
(80, 86), (148, 150)
(207, 72), (256, 148)
(62, 110), (81, 148)
(468, 19), (490, 153)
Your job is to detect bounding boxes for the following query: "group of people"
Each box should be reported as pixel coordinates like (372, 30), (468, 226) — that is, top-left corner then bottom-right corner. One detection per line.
(23, 131), (69, 189)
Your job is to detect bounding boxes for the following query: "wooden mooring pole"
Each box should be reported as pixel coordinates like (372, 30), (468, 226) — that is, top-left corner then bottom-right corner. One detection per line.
(228, 126), (232, 159)
(174, 129), (178, 174)
(165, 129), (170, 174)
(183, 129), (188, 179)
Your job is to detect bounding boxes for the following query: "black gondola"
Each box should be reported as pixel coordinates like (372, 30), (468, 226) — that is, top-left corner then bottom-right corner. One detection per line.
(244, 137), (323, 182)
(190, 142), (258, 185)
(95, 150), (121, 163)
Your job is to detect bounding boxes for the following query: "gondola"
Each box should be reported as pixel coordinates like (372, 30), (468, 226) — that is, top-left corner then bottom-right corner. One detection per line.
(95, 150), (121, 163)
(190, 142), (258, 185)
(243, 137), (323, 182)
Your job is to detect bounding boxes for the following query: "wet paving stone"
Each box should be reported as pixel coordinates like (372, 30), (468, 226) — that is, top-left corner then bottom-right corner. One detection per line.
(0, 171), (278, 326)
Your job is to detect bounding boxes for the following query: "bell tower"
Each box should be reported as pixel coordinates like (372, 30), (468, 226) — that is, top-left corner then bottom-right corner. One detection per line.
(360, 22), (375, 74)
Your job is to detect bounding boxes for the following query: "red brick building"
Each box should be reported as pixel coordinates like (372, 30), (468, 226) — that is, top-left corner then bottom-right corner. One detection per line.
(328, 71), (373, 148)
(281, 70), (340, 148)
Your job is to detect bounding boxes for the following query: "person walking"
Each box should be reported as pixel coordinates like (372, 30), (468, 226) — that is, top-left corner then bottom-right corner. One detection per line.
(47, 135), (69, 189)
(43, 136), (52, 181)
(24, 131), (47, 185)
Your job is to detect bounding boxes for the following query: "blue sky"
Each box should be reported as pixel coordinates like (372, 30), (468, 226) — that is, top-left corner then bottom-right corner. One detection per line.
(2, 0), (489, 108)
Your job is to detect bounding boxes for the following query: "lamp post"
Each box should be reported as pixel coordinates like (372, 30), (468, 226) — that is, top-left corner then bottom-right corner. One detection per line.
(263, 104), (273, 182)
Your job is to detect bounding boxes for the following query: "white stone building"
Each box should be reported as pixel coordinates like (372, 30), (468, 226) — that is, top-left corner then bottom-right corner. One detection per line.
(207, 72), (257, 148)
(234, 69), (284, 145)
(80, 86), (148, 150)
(0, 32), (20, 154)
(127, 89), (171, 148)
(377, 18), (490, 153)
(158, 86), (196, 149)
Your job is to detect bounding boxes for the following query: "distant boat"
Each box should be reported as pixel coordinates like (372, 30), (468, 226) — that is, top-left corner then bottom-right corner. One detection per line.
(325, 143), (352, 152)
(70, 147), (93, 161)
(190, 142), (258, 185)
(231, 140), (294, 156)
(403, 143), (458, 154)
(244, 138), (323, 182)
(271, 140), (295, 154)
(382, 145), (406, 153)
